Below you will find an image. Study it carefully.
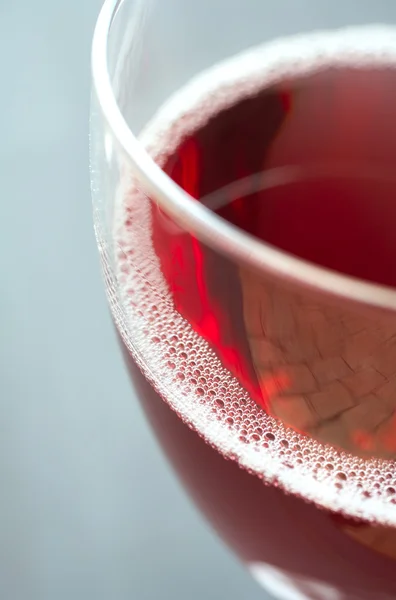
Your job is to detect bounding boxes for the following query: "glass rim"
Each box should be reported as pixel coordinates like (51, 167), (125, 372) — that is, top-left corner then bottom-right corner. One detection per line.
(91, 0), (396, 313)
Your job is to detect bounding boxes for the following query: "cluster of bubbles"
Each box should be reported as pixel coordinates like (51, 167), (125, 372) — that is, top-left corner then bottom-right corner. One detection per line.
(110, 25), (396, 525)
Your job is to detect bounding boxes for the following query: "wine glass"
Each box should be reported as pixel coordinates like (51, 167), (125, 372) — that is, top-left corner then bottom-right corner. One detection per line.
(90, 1), (396, 598)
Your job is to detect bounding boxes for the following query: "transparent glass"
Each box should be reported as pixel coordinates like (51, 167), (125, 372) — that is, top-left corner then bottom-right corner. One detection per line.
(91, 1), (396, 598)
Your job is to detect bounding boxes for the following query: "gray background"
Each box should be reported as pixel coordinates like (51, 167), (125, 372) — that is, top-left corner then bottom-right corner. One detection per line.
(0, 2), (265, 599)
(2, 1), (396, 600)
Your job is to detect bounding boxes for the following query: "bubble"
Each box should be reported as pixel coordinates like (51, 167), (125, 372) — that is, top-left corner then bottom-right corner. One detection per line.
(112, 25), (396, 528)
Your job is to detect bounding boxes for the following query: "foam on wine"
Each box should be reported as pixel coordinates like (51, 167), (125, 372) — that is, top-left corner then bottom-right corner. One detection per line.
(111, 26), (396, 525)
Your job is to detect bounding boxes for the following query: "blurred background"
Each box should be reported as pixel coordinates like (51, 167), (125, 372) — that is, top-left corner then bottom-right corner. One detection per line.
(3, 1), (396, 599)
(0, 1), (265, 599)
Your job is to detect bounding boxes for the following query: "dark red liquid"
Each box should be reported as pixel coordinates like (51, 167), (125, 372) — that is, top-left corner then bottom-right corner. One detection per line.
(122, 353), (396, 600)
(119, 65), (396, 598)
(166, 65), (396, 287)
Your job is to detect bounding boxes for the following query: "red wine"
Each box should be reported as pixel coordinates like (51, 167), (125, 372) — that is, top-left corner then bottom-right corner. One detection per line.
(113, 29), (396, 599)
(168, 67), (396, 288)
(122, 352), (396, 600)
